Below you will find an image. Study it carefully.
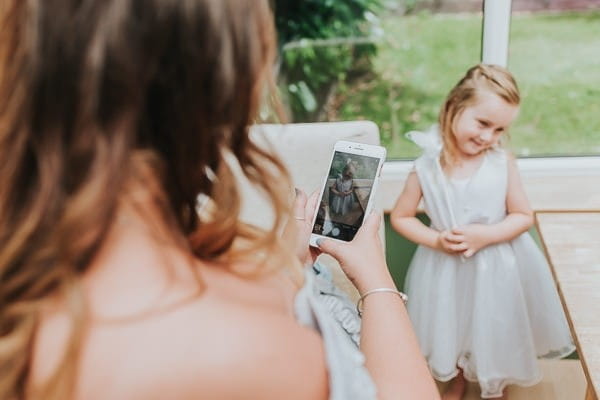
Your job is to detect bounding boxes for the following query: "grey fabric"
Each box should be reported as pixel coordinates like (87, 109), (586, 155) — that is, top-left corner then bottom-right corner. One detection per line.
(295, 267), (377, 400)
(312, 261), (362, 347)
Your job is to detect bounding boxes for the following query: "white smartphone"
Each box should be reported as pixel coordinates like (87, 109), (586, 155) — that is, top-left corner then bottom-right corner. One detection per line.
(309, 140), (386, 247)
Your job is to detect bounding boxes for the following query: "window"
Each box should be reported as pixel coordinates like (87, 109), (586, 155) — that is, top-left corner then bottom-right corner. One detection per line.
(508, 10), (600, 156)
(332, 10), (483, 159)
(278, 1), (600, 159)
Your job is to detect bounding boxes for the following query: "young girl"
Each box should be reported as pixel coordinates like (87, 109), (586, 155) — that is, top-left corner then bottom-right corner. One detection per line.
(330, 163), (356, 216)
(391, 64), (574, 399)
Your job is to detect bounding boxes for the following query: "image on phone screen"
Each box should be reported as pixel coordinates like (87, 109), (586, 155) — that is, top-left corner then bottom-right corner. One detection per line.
(312, 151), (380, 242)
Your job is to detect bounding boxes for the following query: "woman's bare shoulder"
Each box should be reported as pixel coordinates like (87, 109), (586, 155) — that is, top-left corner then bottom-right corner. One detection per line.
(174, 301), (330, 400)
(32, 271), (329, 400)
(82, 266), (328, 400)
(121, 296), (330, 400)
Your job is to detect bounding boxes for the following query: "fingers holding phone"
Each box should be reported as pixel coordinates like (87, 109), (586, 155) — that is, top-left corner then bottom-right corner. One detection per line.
(309, 140), (386, 247)
(316, 212), (393, 294)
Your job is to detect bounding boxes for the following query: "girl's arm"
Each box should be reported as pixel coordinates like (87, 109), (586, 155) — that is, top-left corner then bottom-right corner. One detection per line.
(331, 181), (341, 195)
(494, 153), (535, 238)
(391, 171), (465, 253)
(453, 154), (534, 257)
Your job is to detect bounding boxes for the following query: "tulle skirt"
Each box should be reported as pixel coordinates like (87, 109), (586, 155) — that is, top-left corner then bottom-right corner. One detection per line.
(404, 232), (575, 398)
(330, 193), (353, 215)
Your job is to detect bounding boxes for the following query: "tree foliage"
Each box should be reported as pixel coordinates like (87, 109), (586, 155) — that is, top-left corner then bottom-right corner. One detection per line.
(272, 0), (382, 121)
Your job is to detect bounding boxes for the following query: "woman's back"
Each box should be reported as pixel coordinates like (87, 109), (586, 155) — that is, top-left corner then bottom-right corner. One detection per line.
(30, 214), (328, 400)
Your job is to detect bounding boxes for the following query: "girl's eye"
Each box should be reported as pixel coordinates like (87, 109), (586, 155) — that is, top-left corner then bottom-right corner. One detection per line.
(478, 120), (489, 127)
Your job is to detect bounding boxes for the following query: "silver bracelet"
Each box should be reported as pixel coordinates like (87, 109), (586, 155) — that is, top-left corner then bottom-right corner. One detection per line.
(356, 288), (408, 317)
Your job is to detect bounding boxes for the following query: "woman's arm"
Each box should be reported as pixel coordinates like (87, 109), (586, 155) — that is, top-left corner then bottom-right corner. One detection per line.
(317, 215), (440, 400)
(291, 190), (439, 398)
(452, 154), (534, 257)
(391, 172), (465, 254)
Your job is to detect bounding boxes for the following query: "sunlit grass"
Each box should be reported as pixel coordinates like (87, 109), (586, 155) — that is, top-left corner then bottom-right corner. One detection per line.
(331, 11), (600, 159)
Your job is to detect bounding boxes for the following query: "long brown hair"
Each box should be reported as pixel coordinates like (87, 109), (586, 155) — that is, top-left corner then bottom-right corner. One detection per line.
(0, 0), (293, 398)
(439, 64), (520, 166)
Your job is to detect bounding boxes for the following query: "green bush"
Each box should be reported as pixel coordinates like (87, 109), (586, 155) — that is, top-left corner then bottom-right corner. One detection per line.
(273, 0), (382, 121)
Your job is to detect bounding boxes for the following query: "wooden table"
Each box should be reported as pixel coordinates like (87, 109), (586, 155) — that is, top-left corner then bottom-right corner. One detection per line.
(537, 212), (600, 400)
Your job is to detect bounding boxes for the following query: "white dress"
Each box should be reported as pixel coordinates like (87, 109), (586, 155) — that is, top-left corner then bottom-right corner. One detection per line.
(403, 128), (575, 398)
(330, 176), (354, 215)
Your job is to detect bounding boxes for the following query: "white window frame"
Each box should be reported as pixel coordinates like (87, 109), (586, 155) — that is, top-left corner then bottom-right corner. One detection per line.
(481, 0), (512, 67)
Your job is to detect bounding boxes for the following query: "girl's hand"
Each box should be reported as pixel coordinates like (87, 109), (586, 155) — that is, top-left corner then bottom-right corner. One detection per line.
(286, 189), (320, 266)
(436, 230), (468, 254)
(451, 224), (493, 258)
(315, 213), (393, 294)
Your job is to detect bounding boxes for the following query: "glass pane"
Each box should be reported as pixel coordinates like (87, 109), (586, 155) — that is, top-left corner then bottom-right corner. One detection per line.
(333, 12), (483, 159)
(509, 11), (600, 156)
(278, 7), (483, 159)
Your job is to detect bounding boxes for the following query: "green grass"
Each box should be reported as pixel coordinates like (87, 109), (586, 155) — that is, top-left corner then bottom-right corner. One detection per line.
(331, 11), (600, 159)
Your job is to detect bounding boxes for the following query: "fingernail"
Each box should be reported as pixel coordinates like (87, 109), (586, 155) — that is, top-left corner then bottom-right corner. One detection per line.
(316, 238), (323, 247)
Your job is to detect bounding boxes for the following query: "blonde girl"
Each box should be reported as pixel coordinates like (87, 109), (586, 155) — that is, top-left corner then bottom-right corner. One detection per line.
(330, 163), (356, 216)
(391, 64), (574, 399)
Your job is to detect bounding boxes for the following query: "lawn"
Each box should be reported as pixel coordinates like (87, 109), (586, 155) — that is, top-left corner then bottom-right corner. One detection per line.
(330, 11), (600, 159)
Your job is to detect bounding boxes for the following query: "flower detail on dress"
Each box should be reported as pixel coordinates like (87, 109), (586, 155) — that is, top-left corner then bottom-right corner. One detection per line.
(405, 124), (442, 157)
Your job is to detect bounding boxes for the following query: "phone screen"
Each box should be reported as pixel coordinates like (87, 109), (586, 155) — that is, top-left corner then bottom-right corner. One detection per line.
(312, 150), (381, 242)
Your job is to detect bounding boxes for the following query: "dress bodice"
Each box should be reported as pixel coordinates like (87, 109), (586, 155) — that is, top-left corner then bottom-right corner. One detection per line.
(336, 176), (353, 192)
(406, 125), (508, 231)
(414, 149), (508, 231)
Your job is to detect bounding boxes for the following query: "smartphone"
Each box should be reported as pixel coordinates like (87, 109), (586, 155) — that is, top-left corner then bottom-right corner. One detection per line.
(309, 140), (386, 246)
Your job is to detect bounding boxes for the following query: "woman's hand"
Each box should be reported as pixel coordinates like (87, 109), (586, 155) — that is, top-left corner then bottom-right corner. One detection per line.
(315, 212), (393, 294)
(284, 189), (320, 266)
(436, 230), (468, 255)
(318, 212), (442, 399)
(451, 224), (493, 258)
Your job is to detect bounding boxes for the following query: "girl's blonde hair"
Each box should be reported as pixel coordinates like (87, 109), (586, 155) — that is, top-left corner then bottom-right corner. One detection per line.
(439, 64), (520, 166)
(0, 0), (295, 398)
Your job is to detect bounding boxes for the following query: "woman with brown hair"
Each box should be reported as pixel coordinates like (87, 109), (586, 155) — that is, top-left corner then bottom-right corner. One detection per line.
(0, 1), (438, 399)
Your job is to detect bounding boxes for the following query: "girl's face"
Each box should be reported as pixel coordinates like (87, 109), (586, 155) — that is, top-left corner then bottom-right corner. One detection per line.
(452, 91), (519, 158)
